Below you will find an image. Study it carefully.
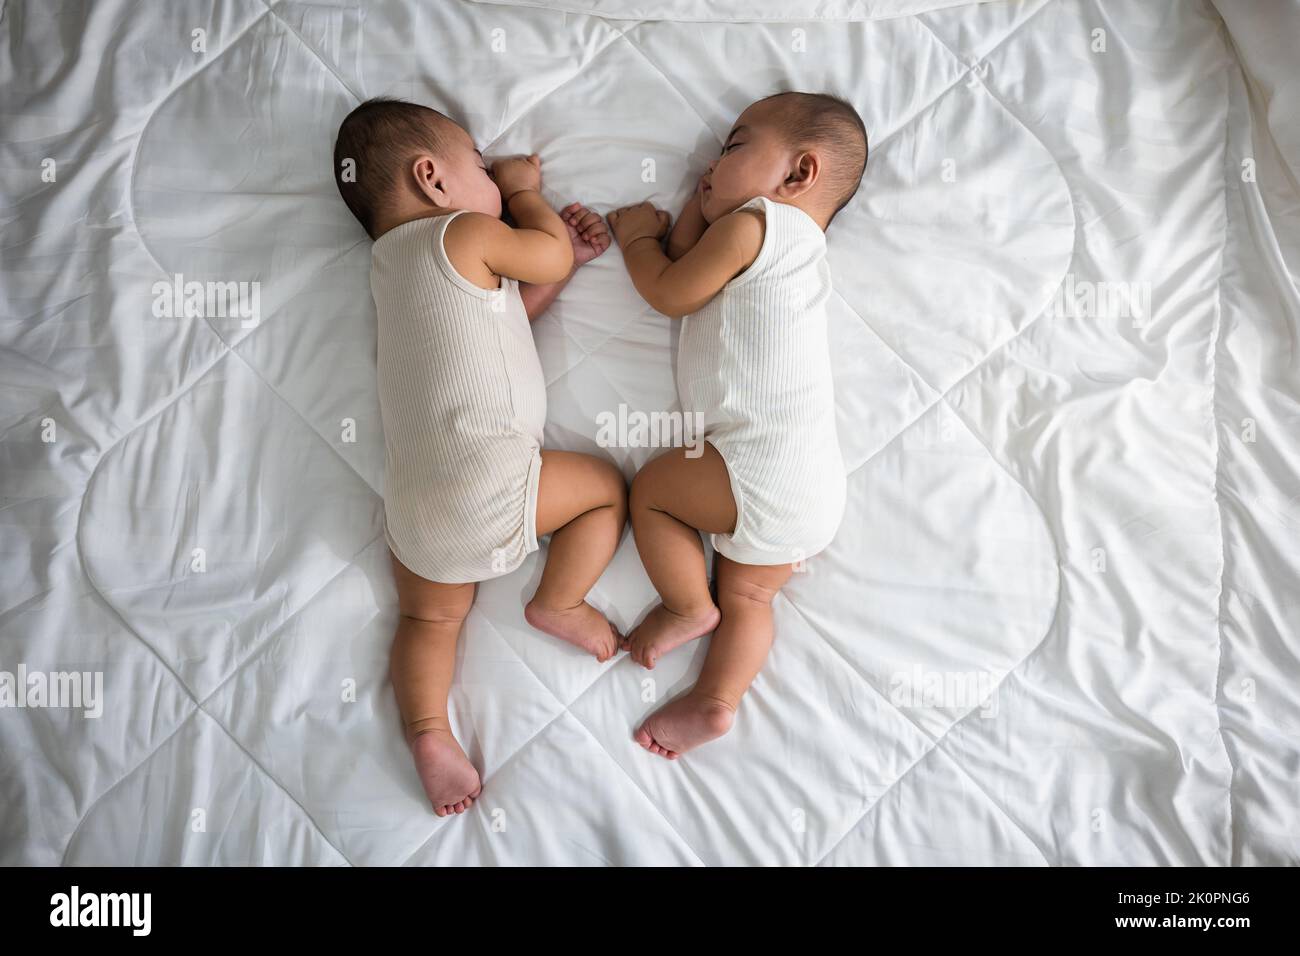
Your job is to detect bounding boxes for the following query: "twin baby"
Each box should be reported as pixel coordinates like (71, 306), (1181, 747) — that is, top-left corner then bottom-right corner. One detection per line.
(333, 92), (867, 816)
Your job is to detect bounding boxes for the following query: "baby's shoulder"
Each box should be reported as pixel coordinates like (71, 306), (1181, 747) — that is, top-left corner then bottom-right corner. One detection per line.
(442, 210), (500, 252)
(724, 202), (766, 230)
(442, 211), (515, 290)
(711, 205), (765, 265)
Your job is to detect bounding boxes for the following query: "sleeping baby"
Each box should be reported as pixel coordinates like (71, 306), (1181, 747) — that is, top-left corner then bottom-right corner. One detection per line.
(333, 99), (627, 815)
(607, 91), (867, 758)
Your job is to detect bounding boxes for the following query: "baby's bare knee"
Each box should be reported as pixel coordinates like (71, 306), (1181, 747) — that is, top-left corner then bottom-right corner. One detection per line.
(716, 558), (793, 611)
(399, 581), (475, 627)
(594, 456), (629, 516)
(717, 576), (780, 611)
(629, 466), (658, 514)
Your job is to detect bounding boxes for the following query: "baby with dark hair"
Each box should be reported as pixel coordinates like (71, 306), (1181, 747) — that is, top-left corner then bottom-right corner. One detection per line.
(607, 91), (868, 758)
(333, 99), (626, 815)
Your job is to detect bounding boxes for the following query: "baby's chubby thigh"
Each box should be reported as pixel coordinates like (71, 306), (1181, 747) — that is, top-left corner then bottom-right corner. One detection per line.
(523, 449), (628, 663)
(534, 448), (628, 536)
(627, 440), (739, 534)
(622, 441), (738, 670)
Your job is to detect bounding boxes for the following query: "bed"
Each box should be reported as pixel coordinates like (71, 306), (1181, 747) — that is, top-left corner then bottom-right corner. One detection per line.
(2, 0), (1297, 865)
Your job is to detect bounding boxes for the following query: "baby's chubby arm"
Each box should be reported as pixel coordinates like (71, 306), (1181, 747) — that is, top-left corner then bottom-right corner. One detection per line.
(446, 154), (574, 287)
(518, 203), (611, 321)
(665, 176), (708, 261)
(607, 201), (763, 319)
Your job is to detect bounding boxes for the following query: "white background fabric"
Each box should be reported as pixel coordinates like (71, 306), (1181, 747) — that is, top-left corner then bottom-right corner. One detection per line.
(1, 0), (1296, 865)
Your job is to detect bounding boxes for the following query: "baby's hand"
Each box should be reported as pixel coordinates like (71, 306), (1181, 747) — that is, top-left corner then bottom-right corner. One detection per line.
(493, 153), (543, 201)
(607, 202), (671, 250)
(561, 202), (610, 266)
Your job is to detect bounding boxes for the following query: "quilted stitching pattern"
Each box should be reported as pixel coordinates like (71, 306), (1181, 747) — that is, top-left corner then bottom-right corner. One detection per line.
(1, 0), (1249, 865)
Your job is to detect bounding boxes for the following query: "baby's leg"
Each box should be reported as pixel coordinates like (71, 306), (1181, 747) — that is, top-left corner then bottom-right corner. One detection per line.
(624, 443), (737, 668)
(524, 449), (628, 661)
(388, 553), (482, 816)
(636, 556), (793, 759)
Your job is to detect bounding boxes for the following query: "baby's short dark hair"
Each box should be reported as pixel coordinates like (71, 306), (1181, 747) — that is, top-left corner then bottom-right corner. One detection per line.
(759, 91), (869, 222)
(333, 97), (454, 239)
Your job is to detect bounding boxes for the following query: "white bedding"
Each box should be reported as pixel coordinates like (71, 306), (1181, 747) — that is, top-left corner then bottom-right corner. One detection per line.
(2, 0), (1297, 866)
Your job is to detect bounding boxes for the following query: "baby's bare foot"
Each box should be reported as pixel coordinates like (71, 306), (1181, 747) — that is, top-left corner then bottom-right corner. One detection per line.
(634, 692), (735, 759)
(524, 599), (622, 662)
(623, 602), (721, 669)
(410, 728), (482, 817)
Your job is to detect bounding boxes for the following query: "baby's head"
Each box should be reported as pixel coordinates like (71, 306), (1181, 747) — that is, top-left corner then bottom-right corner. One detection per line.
(333, 98), (500, 240)
(702, 91), (868, 229)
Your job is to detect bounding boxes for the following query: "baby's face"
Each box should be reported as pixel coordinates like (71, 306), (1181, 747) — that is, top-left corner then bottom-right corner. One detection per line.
(700, 101), (795, 223)
(433, 122), (502, 219)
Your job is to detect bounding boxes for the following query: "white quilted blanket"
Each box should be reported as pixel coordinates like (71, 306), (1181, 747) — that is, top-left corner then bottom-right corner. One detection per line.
(2, 0), (1298, 866)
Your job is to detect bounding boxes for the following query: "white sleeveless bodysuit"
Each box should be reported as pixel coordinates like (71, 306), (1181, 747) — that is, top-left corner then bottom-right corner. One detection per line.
(677, 195), (846, 566)
(370, 211), (546, 584)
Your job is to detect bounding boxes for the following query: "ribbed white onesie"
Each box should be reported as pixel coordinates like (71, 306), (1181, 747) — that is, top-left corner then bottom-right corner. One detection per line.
(677, 195), (846, 566)
(370, 211), (546, 584)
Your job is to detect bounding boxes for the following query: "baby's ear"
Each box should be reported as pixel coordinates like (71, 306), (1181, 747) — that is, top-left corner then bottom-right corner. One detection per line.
(411, 155), (453, 209)
(780, 150), (821, 198)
